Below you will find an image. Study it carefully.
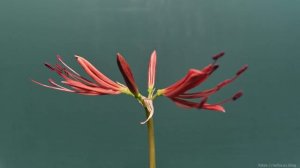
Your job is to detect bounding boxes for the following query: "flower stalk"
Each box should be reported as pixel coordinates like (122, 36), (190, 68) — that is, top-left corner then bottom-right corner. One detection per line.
(146, 110), (156, 168)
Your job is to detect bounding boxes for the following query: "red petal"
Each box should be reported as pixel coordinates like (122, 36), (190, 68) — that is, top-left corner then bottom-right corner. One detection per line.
(163, 69), (208, 97)
(62, 80), (120, 95)
(76, 56), (121, 91)
(178, 66), (248, 99)
(116, 53), (139, 96)
(202, 104), (226, 112)
(56, 55), (80, 76)
(148, 50), (157, 89)
(171, 98), (199, 109)
(170, 97), (206, 109)
(178, 78), (235, 99)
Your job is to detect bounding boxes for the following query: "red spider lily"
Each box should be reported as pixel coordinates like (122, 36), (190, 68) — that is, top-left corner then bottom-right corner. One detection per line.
(33, 51), (247, 119)
(32, 50), (247, 168)
(157, 52), (248, 112)
(32, 55), (132, 96)
(32, 52), (155, 123)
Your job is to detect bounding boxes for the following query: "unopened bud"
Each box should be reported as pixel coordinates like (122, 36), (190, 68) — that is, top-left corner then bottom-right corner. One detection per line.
(212, 51), (225, 60)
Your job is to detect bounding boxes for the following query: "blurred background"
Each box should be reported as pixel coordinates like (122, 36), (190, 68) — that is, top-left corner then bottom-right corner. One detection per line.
(0, 0), (299, 167)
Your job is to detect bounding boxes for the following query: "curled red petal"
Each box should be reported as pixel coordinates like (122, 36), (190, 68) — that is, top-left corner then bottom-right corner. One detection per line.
(170, 97), (207, 109)
(178, 78), (235, 99)
(56, 55), (80, 76)
(170, 97), (225, 112)
(178, 65), (248, 99)
(162, 69), (208, 97)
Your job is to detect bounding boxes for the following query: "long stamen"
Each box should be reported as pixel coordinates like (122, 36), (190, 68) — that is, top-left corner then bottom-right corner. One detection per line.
(62, 69), (98, 87)
(212, 51), (225, 64)
(236, 65), (248, 76)
(44, 63), (55, 71)
(32, 80), (75, 92)
(76, 55), (121, 90)
(57, 55), (80, 76)
(214, 91), (244, 105)
(48, 78), (74, 92)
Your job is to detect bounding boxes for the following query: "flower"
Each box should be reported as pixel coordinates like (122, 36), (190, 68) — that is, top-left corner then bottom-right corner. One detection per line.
(32, 55), (132, 96)
(32, 50), (247, 168)
(157, 52), (248, 112)
(33, 51), (247, 122)
(32, 52), (153, 124)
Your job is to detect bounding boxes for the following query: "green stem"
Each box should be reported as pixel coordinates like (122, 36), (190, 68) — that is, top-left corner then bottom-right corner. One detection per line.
(146, 110), (156, 168)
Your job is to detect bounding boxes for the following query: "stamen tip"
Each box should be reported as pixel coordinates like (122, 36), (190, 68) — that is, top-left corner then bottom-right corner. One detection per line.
(212, 51), (225, 60)
(232, 91), (243, 101)
(56, 54), (62, 60)
(44, 63), (55, 71)
(236, 65), (248, 76)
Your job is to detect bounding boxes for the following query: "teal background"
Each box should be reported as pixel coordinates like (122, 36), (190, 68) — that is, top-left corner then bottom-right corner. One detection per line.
(0, 0), (299, 167)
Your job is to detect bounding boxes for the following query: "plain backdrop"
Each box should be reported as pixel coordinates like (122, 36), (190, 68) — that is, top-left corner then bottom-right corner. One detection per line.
(0, 0), (299, 168)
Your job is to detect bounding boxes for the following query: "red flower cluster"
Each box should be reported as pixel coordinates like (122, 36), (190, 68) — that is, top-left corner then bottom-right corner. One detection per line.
(33, 51), (247, 115)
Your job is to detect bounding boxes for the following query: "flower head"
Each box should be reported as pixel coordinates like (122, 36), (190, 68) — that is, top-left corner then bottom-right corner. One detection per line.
(157, 52), (248, 112)
(33, 51), (247, 123)
(32, 55), (130, 96)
